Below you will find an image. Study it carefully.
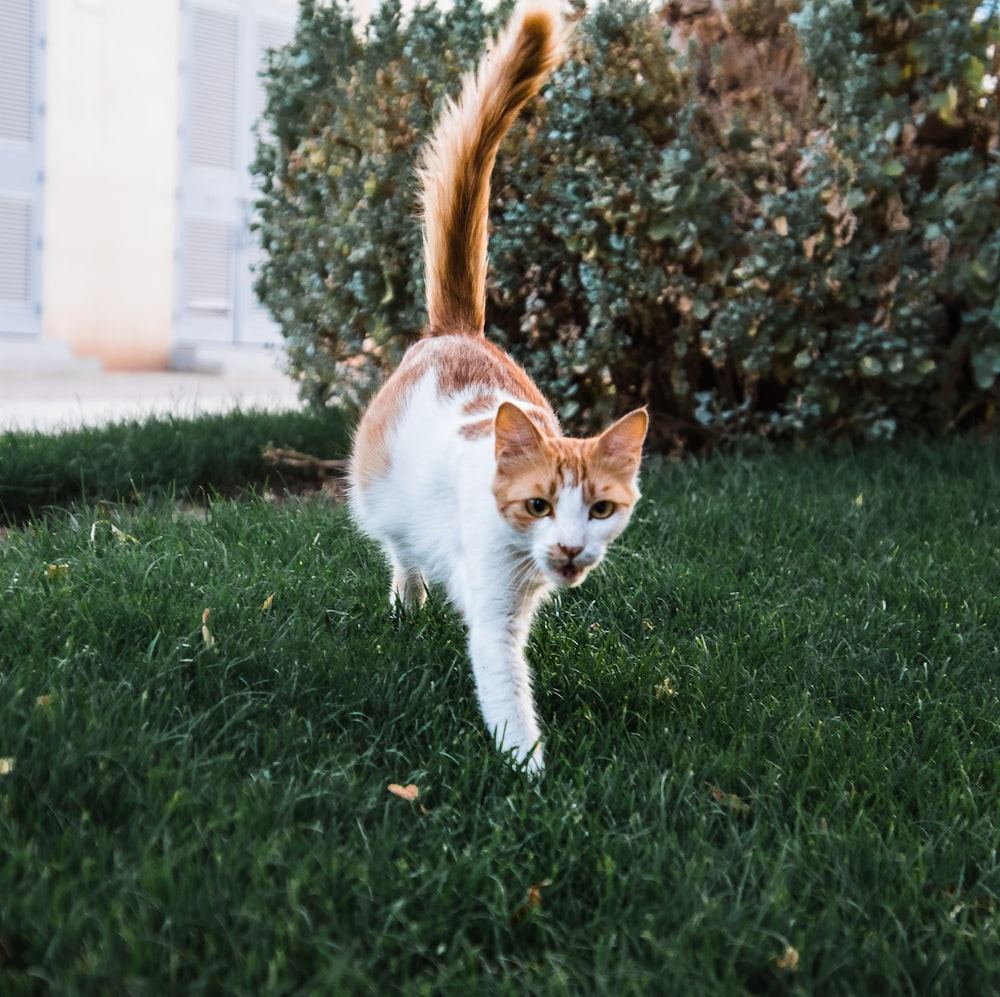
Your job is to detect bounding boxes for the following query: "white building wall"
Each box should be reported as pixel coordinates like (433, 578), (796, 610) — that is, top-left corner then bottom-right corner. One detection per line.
(3, 0), (367, 373)
(42, 0), (181, 369)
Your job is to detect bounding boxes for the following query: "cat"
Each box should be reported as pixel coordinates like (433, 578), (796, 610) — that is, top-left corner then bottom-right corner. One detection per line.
(348, 0), (648, 774)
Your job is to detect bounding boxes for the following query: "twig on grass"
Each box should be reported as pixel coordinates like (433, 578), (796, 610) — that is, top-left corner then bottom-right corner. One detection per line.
(263, 448), (348, 477)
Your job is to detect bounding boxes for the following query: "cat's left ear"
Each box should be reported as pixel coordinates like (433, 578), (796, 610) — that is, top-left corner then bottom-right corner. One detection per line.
(595, 408), (648, 472)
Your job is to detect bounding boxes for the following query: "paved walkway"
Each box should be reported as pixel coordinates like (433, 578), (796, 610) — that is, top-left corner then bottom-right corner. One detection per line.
(0, 369), (302, 433)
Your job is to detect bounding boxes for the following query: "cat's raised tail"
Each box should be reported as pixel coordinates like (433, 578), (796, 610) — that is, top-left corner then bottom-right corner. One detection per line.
(418, 2), (565, 337)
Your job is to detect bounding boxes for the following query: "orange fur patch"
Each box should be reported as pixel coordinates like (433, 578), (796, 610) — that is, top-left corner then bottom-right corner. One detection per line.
(460, 417), (495, 440)
(352, 336), (565, 487)
(418, 5), (564, 335)
(463, 393), (496, 415)
(433, 337), (554, 418)
(351, 342), (433, 487)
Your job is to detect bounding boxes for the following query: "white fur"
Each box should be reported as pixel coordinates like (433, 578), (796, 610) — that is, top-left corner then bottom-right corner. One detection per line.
(349, 367), (638, 774)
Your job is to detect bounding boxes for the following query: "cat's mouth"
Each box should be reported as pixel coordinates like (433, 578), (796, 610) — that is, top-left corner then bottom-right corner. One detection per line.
(547, 557), (595, 587)
(557, 563), (585, 585)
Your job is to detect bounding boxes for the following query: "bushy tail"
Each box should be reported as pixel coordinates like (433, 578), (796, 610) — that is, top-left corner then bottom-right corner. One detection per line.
(418, 2), (565, 336)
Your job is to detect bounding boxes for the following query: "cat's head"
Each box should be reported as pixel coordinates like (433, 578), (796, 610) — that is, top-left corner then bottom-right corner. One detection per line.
(492, 402), (648, 588)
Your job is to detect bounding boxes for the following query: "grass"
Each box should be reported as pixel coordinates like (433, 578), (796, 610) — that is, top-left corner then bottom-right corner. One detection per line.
(0, 407), (352, 524)
(1, 429), (999, 994)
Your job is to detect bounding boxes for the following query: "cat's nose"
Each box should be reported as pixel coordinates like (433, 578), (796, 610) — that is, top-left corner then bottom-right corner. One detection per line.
(558, 544), (584, 560)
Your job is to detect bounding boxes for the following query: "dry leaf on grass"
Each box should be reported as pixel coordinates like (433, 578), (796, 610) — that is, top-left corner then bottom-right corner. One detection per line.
(38, 563), (69, 582)
(88, 522), (137, 544)
(261, 593), (275, 613)
(775, 944), (800, 973)
(0, 759), (13, 776)
(511, 878), (552, 927)
(387, 783), (420, 801)
(655, 676), (679, 699)
(707, 783), (752, 817)
(942, 881), (995, 921)
(201, 609), (216, 649)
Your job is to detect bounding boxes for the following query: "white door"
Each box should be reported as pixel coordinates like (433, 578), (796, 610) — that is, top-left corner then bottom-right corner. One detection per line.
(175, 0), (296, 350)
(0, 0), (46, 339)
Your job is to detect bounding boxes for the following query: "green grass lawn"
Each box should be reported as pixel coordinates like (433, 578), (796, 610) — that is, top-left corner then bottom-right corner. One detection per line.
(0, 407), (352, 524)
(1, 432), (999, 993)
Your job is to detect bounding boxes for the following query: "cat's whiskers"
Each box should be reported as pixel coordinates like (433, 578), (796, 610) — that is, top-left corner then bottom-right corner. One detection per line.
(507, 551), (551, 599)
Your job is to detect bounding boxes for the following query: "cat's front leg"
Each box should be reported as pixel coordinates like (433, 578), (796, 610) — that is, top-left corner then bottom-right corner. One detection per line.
(390, 558), (427, 612)
(465, 600), (544, 774)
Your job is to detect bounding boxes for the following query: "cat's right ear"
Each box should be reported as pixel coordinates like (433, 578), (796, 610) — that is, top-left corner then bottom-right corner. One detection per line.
(495, 402), (544, 468)
(595, 407), (648, 473)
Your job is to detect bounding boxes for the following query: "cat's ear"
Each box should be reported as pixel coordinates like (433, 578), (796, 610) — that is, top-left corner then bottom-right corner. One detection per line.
(595, 408), (648, 473)
(495, 402), (545, 467)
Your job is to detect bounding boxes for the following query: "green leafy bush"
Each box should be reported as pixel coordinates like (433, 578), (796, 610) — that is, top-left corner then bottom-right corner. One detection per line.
(253, 0), (1000, 447)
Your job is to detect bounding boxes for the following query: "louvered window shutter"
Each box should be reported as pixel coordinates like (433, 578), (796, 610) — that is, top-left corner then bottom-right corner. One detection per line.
(175, 0), (295, 355)
(179, 2), (239, 337)
(238, 13), (294, 337)
(189, 6), (238, 170)
(0, 0), (45, 338)
(185, 218), (233, 313)
(0, 0), (35, 144)
(0, 200), (31, 304)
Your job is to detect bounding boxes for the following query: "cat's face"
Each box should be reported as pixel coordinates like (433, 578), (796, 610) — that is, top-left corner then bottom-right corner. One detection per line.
(492, 403), (648, 588)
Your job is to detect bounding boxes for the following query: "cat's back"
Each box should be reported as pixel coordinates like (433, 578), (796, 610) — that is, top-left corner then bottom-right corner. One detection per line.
(350, 333), (558, 496)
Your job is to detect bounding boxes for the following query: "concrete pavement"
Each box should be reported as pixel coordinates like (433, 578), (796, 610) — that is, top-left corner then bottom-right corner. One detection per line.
(0, 368), (302, 433)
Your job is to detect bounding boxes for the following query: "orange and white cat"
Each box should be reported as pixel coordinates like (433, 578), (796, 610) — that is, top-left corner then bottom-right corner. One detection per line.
(348, 1), (647, 773)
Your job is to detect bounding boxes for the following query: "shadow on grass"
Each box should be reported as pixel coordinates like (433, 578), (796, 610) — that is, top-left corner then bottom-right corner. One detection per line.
(0, 406), (353, 525)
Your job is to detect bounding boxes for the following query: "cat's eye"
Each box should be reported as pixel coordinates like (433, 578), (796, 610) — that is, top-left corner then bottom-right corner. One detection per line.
(526, 498), (553, 518)
(590, 500), (615, 520)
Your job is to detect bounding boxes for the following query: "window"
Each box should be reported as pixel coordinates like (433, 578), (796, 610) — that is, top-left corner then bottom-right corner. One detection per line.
(0, 0), (45, 338)
(175, 0), (295, 354)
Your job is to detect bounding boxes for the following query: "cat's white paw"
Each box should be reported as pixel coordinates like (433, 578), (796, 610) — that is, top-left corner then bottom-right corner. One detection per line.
(497, 731), (544, 776)
(523, 745), (544, 777)
(390, 565), (428, 613)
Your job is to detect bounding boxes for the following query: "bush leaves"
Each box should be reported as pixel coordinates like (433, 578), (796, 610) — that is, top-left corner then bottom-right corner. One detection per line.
(254, 0), (1000, 447)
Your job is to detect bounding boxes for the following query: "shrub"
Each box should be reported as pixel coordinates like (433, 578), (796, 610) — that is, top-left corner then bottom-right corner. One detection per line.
(253, 0), (1000, 448)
